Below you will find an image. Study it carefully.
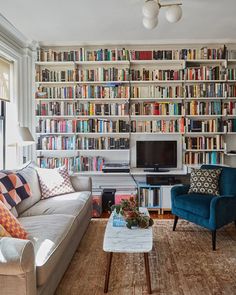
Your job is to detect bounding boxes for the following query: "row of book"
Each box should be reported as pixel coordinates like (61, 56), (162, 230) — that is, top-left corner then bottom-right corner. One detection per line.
(222, 102), (236, 115)
(131, 85), (184, 98)
(35, 68), (236, 83)
(37, 136), (130, 150)
(36, 118), (236, 134)
(139, 188), (160, 208)
(184, 135), (225, 150)
(185, 83), (226, 98)
(36, 101), (129, 116)
(36, 118), (130, 133)
(76, 68), (129, 82)
(36, 85), (130, 99)
(36, 69), (75, 82)
(36, 102), (74, 116)
(76, 137), (129, 150)
(186, 66), (226, 81)
(74, 102), (129, 116)
(37, 156), (105, 171)
(37, 46), (227, 62)
(75, 119), (129, 133)
(130, 102), (183, 116)
(130, 118), (185, 133)
(35, 84), (236, 100)
(37, 48), (129, 62)
(130, 69), (185, 81)
(130, 47), (227, 61)
(186, 119), (224, 133)
(185, 151), (225, 165)
(185, 101), (222, 116)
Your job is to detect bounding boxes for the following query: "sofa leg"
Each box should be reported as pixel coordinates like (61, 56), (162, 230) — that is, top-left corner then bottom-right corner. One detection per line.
(234, 220), (236, 227)
(173, 215), (179, 231)
(212, 230), (216, 251)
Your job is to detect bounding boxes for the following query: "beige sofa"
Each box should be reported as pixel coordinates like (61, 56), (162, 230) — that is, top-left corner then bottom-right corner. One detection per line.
(0, 164), (92, 295)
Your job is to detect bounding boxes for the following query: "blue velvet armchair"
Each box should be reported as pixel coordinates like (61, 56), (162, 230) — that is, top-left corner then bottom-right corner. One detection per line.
(171, 165), (236, 250)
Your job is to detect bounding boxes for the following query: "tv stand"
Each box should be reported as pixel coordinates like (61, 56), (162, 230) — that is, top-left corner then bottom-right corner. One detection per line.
(144, 168), (170, 173)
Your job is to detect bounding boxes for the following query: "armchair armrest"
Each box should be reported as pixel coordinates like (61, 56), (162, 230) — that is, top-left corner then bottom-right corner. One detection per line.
(0, 237), (35, 275)
(70, 175), (92, 192)
(171, 185), (190, 210)
(171, 185), (190, 198)
(210, 195), (236, 229)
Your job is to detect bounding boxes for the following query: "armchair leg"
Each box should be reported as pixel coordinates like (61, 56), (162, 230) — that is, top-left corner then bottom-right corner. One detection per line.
(234, 220), (236, 228)
(173, 215), (179, 231)
(212, 230), (216, 251)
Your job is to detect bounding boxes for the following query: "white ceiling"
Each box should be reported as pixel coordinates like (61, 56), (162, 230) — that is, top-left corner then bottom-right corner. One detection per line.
(1, 0), (236, 45)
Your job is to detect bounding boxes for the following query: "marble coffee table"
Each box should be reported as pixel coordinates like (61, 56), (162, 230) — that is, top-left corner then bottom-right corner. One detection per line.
(103, 207), (153, 293)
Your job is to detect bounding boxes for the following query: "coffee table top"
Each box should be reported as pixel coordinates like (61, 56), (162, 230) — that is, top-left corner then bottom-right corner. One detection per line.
(103, 207), (153, 253)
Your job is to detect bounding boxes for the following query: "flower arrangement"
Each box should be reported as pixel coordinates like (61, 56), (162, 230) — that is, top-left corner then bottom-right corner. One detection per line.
(110, 197), (154, 229)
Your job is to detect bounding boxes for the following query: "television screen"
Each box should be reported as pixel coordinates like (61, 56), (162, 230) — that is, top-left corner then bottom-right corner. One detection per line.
(136, 140), (177, 170)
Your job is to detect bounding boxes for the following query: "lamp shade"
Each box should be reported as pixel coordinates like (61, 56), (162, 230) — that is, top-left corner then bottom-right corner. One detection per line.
(143, 17), (158, 30)
(18, 127), (34, 146)
(166, 5), (182, 23)
(142, 1), (159, 18)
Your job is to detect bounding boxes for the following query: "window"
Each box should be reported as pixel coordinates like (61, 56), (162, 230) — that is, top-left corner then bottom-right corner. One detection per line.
(0, 57), (11, 102)
(0, 56), (13, 169)
(0, 101), (6, 169)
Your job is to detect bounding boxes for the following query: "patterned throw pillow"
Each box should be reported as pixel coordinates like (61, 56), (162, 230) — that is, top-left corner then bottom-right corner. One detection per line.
(0, 171), (32, 210)
(0, 224), (11, 237)
(0, 201), (28, 239)
(36, 166), (75, 199)
(188, 168), (222, 196)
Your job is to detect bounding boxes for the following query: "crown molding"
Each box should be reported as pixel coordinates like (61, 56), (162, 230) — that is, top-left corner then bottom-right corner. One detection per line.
(39, 38), (236, 47)
(0, 13), (37, 51)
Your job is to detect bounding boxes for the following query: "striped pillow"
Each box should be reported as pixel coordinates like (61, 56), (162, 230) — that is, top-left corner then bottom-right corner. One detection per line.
(0, 171), (32, 210)
(0, 201), (28, 239)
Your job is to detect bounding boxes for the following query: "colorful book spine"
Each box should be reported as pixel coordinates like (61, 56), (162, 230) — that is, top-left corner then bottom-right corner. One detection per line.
(130, 69), (184, 81)
(76, 67), (129, 82)
(185, 83), (226, 98)
(131, 102), (183, 116)
(185, 101), (222, 115)
(74, 102), (129, 116)
(131, 85), (184, 98)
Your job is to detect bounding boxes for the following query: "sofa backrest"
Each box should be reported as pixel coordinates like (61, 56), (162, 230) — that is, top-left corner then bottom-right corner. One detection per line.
(16, 163), (42, 215)
(201, 165), (236, 196)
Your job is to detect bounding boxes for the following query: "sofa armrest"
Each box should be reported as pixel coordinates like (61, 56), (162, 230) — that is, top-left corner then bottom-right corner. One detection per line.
(70, 175), (92, 192)
(0, 237), (36, 295)
(0, 237), (35, 275)
(210, 195), (236, 229)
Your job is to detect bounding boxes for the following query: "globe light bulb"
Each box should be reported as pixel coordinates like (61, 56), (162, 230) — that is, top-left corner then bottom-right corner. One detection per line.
(166, 5), (182, 23)
(142, 1), (159, 19)
(143, 17), (158, 30)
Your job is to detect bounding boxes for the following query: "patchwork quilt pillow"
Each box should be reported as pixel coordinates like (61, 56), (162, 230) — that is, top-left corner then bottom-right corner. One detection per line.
(0, 171), (32, 210)
(36, 166), (75, 199)
(0, 201), (28, 239)
(188, 168), (222, 196)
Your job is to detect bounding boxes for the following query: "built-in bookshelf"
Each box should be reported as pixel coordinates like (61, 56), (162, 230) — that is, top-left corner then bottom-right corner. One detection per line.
(35, 45), (236, 172)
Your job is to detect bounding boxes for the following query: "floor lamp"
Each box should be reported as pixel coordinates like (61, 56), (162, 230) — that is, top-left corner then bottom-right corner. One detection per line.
(8, 126), (35, 166)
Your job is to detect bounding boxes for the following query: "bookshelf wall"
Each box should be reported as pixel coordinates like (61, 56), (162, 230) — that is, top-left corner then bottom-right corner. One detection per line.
(35, 45), (236, 173)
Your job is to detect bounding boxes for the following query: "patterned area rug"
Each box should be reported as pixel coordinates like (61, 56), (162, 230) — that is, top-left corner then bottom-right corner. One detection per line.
(56, 219), (236, 295)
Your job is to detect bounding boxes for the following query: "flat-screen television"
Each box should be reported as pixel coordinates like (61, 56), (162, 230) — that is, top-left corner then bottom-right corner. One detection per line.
(136, 140), (177, 172)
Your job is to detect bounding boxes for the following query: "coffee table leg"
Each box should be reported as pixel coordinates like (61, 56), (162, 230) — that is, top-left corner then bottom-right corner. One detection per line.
(144, 253), (152, 294)
(104, 252), (113, 293)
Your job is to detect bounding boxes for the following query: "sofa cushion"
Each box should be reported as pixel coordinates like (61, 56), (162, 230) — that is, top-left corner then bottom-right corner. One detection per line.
(174, 193), (216, 219)
(16, 163), (42, 215)
(20, 191), (91, 218)
(19, 214), (75, 286)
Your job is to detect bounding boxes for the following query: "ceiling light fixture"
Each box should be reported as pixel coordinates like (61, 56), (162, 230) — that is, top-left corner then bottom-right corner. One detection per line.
(142, 0), (182, 30)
